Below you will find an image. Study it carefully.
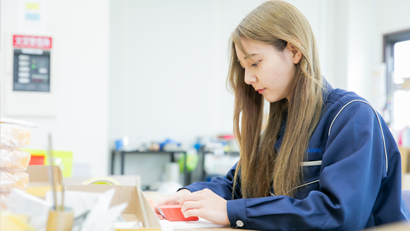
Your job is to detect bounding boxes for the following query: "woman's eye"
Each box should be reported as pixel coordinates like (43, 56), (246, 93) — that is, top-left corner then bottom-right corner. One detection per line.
(251, 62), (259, 67)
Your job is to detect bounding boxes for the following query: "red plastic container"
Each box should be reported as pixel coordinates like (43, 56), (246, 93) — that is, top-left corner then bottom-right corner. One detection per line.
(157, 205), (199, 221)
(29, 155), (44, 165)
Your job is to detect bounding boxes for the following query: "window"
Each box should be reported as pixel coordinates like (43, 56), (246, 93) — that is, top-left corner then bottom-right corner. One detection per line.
(383, 30), (410, 127)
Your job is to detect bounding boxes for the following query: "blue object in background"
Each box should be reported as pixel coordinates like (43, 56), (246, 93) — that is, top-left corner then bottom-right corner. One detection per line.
(115, 139), (123, 151)
(194, 142), (201, 151)
(159, 139), (181, 151)
(25, 13), (40, 21)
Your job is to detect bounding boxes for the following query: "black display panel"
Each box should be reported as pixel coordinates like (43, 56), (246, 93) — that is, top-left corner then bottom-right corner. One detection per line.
(13, 49), (51, 92)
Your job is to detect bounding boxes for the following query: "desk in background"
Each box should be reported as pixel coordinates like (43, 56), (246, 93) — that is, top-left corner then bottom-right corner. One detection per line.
(111, 150), (188, 186)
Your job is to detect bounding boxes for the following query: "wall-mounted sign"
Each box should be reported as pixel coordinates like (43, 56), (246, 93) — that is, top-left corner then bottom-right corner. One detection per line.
(13, 49), (50, 92)
(12, 34), (52, 93)
(13, 35), (52, 49)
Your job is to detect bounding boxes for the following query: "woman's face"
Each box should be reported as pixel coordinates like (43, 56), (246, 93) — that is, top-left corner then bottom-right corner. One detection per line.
(235, 38), (301, 102)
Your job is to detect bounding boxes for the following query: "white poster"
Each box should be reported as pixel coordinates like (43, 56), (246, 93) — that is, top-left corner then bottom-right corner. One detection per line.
(16, 0), (49, 34)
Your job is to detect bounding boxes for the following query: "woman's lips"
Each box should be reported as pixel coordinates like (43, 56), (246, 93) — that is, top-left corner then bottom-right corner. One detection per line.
(257, 88), (266, 94)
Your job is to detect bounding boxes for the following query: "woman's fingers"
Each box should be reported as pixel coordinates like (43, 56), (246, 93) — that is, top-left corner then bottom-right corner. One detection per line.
(181, 200), (203, 213)
(153, 190), (191, 213)
(183, 207), (203, 218)
(181, 189), (230, 225)
(179, 192), (203, 204)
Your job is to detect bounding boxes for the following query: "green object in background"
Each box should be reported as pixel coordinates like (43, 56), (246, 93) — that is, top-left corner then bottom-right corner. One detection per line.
(178, 153), (198, 173)
(22, 149), (73, 178)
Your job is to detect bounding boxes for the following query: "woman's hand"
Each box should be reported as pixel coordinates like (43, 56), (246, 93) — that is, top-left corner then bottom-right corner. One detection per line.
(180, 188), (230, 225)
(153, 189), (191, 213)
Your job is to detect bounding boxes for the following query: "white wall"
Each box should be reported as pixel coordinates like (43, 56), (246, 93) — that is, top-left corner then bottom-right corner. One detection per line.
(109, 0), (255, 152)
(379, 0), (410, 34)
(345, 0), (383, 110)
(108, 0), (328, 149)
(108, 0), (344, 185)
(0, 0), (110, 176)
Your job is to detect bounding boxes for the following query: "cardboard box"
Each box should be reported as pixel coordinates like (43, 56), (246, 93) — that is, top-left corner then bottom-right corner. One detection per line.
(399, 146), (410, 174)
(402, 78), (410, 91)
(25, 166), (160, 230)
(66, 185), (161, 230)
(25, 165), (63, 198)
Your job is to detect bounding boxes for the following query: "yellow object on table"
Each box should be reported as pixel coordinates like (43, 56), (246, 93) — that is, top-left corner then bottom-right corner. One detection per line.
(81, 176), (121, 185)
(0, 210), (35, 231)
(26, 185), (63, 197)
(46, 209), (74, 231)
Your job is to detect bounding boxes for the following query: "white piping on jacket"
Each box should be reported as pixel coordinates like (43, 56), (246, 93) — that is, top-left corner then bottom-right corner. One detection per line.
(328, 100), (388, 174)
(302, 161), (322, 167)
(294, 179), (320, 190)
(270, 179), (320, 196)
(270, 100), (387, 195)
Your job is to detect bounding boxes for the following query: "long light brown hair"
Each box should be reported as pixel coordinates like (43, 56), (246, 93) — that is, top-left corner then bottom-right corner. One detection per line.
(227, 0), (324, 198)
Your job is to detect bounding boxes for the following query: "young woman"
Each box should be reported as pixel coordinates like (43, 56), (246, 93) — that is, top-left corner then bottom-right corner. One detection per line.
(155, 1), (410, 230)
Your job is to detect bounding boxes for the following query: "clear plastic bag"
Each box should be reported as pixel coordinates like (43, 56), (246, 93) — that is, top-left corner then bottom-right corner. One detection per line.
(0, 172), (29, 194)
(0, 123), (31, 149)
(0, 193), (9, 209)
(0, 118), (39, 128)
(0, 149), (31, 172)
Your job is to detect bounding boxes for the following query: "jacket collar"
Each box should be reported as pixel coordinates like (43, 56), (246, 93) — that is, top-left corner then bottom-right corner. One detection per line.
(274, 77), (333, 152)
(322, 78), (333, 107)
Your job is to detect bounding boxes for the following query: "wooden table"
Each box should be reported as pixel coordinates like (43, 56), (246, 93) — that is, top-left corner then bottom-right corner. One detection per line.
(364, 222), (410, 230)
(173, 229), (236, 231)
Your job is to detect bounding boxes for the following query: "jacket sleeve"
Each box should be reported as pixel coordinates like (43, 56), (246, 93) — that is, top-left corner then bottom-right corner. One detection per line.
(180, 162), (242, 200)
(226, 102), (387, 230)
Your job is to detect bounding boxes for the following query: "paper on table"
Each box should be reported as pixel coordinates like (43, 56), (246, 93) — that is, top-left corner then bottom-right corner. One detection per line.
(113, 221), (173, 231)
(81, 188), (115, 231)
(92, 202), (128, 231)
(48, 188), (119, 231)
(7, 189), (51, 231)
(45, 190), (99, 218)
(159, 217), (228, 229)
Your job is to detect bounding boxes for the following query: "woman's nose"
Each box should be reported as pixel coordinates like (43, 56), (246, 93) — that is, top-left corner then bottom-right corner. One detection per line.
(244, 70), (257, 85)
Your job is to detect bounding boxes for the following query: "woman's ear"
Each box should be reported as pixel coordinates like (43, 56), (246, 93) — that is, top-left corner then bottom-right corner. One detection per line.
(288, 43), (302, 64)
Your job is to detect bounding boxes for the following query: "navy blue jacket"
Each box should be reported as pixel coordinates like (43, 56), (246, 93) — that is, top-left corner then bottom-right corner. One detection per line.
(183, 82), (410, 230)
